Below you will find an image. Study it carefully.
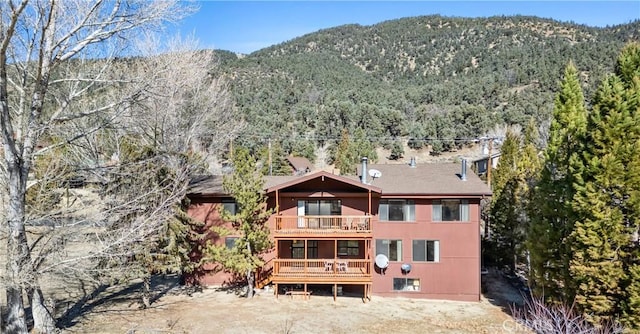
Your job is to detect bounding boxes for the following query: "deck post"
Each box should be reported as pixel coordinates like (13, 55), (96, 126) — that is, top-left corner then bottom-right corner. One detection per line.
(363, 284), (366, 303)
(333, 283), (337, 302)
(275, 283), (278, 299)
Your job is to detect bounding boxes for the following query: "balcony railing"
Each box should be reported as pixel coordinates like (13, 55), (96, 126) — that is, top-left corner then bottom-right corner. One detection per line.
(274, 215), (371, 235)
(272, 259), (372, 280)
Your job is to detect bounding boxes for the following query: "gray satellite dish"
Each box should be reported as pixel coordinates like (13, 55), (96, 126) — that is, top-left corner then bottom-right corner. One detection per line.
(369, 169), (382, 179)
(375, 254), (389, 269)
(401, 263), (412, 272)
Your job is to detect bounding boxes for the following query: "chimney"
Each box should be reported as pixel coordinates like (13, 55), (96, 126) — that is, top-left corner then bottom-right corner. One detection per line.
(461, 159), (467, 181)
(360, 157), (368, 184)
(409, 157), (417, 168)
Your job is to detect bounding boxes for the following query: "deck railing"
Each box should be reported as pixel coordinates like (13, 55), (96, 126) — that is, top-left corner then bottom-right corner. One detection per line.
(274, 215), (371, 235)
(273, 259), (371, 279)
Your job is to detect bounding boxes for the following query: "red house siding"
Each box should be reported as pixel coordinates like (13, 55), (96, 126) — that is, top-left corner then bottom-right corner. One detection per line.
(372, 199), (481, 301)
(186, 165), (489, 302)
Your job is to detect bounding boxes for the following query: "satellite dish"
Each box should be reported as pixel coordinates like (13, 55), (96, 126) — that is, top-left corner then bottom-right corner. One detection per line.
(369, 169), (382, 179)
(401, 263), (412, 273)
(375, 254), (389, 269)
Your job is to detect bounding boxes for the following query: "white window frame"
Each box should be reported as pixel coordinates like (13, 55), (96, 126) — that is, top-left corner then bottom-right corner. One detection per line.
(412, 240), (440, 262)
(379, 199), (415, 222)
(375, 239), (402, 261)
(432, 199), (469, 222)
(393, 278), (420, 291)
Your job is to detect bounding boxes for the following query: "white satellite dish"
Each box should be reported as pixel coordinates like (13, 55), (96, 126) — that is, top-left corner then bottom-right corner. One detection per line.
(375, 254), (389, 269)
(369, 169), (382, 179)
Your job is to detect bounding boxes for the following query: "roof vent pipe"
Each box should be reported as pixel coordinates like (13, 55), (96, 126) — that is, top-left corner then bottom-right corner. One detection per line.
(409, 157), (417, 168)
(461, 159), (467, 181)
(361, 157), (368, 184)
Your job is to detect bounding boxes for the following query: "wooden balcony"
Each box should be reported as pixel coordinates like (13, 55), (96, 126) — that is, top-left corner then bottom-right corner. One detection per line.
(272, 259), (372, 284)
(274, 215), (371, 238)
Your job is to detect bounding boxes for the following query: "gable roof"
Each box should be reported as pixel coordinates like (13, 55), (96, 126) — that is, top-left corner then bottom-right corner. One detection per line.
(286, 156), (313, 172)
(265, 170), (381, 193)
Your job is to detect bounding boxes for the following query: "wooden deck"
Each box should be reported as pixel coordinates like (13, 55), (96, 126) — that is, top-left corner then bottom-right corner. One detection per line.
(272, 259), (372, 284)
(274, 216), (371, 238)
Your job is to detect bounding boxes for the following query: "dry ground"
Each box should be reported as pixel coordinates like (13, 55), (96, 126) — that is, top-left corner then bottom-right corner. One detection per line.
(56, 271), (524, 334)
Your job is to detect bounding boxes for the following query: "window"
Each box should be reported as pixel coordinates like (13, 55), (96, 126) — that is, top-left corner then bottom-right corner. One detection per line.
(376, 239), (402, 261)
(338, 240), (360, 256)
(292, 240), (304, 259)
(291, 240), (318, 259)
(225, 237), (238, 249)
(379, 200), (415, 222)
(432, 199), (469, 221)
(301, 199), (342, 216)
(307, 241), (318, 259)
(222, 199), (237, 215)
(393, 278), (420, 291)
(412, 240), (440, 262)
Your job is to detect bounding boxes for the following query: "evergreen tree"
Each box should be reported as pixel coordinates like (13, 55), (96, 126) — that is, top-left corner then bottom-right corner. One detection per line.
(490, 122), (541, 272)
(333, 128), (377, 175)
(569, 43), (640, 327)
(259, 141), (291, 176)
(334, 128), (356, 174)
(528, 62), (587, 301)
(204, 147), (274, 297)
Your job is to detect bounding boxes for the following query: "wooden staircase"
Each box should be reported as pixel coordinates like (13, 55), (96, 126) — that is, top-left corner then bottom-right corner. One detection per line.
(255, 259), (274, 289)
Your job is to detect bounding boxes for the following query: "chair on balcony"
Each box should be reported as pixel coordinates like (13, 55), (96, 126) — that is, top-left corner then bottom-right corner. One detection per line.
(336, 261), (348, 272)
(324, 260), (333, 271)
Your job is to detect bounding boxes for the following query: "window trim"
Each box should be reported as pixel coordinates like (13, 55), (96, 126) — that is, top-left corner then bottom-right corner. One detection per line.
(225, 236), (238, 249)
(375, 239), (403, 262)
(412, 239), (440, 263)
(393, 277), (421, 291)
(337, 240), (360, 256)
(432, 199), (469, 222)
(378, 199), (415, 222)
(221, 198), (238, 215)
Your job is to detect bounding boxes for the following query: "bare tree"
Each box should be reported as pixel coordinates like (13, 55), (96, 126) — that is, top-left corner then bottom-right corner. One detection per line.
(0, 1), (239, 332)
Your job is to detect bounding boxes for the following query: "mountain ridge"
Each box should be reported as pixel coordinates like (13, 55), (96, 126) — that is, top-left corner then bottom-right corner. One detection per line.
(212, 15), (639, 166)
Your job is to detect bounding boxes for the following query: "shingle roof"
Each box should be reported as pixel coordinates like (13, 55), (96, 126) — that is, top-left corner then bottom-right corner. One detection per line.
(358, 162), (491, 196)
(286, 156), (313, 172)
(188, 162), (491, 197)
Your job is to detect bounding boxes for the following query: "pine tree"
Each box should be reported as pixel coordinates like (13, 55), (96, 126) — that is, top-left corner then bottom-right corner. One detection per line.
(333, 128), (377, 175)
(569, 43), (640, 327)
(490, 122), (541, 273)
(528, 62), (587, 301)
(204, 147), (274, 297)
(334, 128), (356, 174)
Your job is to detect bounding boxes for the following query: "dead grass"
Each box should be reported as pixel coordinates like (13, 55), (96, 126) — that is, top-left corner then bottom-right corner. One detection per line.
(55, 274), (521, 334)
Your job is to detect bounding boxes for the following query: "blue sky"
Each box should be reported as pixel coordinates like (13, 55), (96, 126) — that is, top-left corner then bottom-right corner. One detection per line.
(175, 1), (640, 54)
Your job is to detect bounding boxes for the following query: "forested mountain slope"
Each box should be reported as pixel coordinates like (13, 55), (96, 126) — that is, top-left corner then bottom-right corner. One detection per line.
(215, 15), (639, 162)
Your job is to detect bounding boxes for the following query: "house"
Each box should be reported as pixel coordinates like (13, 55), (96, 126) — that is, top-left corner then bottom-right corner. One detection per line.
(472, 152), (501, 176)
(286, 156), (313, 175)
(186, 158), (491, 302)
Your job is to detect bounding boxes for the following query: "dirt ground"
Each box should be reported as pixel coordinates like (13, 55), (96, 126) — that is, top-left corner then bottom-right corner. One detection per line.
(57, 270), (524, 334)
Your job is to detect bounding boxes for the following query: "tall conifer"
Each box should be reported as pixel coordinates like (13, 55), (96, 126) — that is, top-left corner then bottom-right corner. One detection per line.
(569, 43), (640, 326)
(490, 121), (541, 272)
(528, 62), (587, 301)
(204, 147), (273, 297)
